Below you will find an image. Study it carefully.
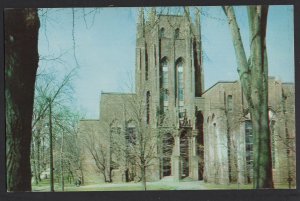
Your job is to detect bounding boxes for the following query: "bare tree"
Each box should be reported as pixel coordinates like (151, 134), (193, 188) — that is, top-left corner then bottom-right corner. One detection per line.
(223, 6), (273, 188)
(83, 126), (111, 182)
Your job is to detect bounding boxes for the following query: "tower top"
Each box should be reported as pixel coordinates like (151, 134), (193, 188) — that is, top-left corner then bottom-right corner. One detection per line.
(195, 8), (201, 36)
(138, 8), (145, 26)
(137, 8), (145, 38)
(149, 7), (156, 23)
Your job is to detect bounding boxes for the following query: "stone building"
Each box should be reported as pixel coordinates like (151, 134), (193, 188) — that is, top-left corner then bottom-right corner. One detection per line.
(79, 8), (295, 186)
(202, 79), (295, 185)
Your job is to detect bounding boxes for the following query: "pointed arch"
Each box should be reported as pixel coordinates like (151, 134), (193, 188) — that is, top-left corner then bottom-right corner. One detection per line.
(175, 57), (185, 118)
(160, 57), (169, 113)
(162, 133), (174, 176)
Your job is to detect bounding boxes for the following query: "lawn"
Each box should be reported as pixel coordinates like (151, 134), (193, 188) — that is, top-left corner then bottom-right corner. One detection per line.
(32, 179), (294, 192)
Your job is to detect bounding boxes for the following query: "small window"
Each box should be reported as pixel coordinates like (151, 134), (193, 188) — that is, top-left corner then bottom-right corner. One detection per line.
(159, 27), (165, 38)
(175, 28), (180, 39)
(145, 43), (148, 80)
(126, 125), (136, 145)
(146, 91), (151, 124)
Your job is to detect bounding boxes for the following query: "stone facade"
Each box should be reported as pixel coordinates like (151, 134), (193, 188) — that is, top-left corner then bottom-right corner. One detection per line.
(79, 9), (295, 186)
(202, 79), (295, 186)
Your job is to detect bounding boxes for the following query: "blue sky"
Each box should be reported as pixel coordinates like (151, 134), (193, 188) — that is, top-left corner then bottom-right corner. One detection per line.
(38, 6), (294, 119)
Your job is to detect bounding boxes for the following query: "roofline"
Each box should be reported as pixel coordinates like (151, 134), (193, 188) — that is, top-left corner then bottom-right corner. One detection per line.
(157, 14), (184, 17)
(202, 80), (238, 95)
(101, 91), (136, 95)
(80, 119), (99, 121)
(282, 82), (295, 85)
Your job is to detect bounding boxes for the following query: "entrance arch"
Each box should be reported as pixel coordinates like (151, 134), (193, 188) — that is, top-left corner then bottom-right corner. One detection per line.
(162, 133), (174, 176)
(180, 130), (189, 178)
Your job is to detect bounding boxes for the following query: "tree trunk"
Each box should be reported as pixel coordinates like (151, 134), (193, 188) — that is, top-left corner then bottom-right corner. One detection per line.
(49, 101), (54, 192)
(248, 6), (273, 188)
(223, 6), (273, 188)
(36, 128), (42, 182)
(5, 8), (40, 192)
(60, 131), (65, 191)
(80, 167), (84, 185)
(37, 141), (41, 182)
(31, 141), (38, 185)
(141, 163), (147, 191)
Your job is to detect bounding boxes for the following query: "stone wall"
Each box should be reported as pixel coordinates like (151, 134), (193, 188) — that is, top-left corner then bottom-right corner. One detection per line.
(202, 79), (295, 186)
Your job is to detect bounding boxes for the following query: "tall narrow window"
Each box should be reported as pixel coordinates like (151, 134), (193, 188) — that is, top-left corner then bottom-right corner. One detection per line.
(146, 91), (150, 124)
(145, 43), (148, 80)
(126, 121), (136, 145)
(154, 44), (156, 65)
(227, 95), (233, 112)
(245, 120), (253, 183)
(163, 133), (174, 176)
(160, 59), (169, 113)
(175, 28), (180, 39)
(139, 49), (142, 70)
(176, 59), (184, 118)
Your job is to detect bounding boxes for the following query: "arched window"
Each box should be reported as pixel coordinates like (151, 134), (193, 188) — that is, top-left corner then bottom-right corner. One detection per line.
(161, 59), (169, 112)
(227, 95), (233, 112)
(146, 91), (151, 124)
(159, 27), (165, 38)
(177, 61), (184, 101)
(126, 121), (136, 145)
(162, 133), (174, 176)
(180, 131), (189, 178)
(176, 58), (184, 118)
(175, 28), (180, 39)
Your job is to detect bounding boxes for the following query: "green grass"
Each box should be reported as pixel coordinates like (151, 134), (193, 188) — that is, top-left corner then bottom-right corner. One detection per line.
(32, 179), (295, 192)
(201, 183), (253, 190)
(32, 179), (176, 191)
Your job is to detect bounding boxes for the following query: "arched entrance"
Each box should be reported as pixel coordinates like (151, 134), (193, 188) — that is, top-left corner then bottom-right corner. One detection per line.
(180, 130), (189, 178)
(162, 133), (174, 176)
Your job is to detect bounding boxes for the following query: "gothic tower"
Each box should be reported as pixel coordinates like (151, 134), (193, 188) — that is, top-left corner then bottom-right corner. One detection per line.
(135, 7), (204, 181)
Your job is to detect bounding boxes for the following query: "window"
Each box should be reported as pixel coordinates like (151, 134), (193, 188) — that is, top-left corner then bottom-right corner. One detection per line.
(245, 120), (253, 183)
(176, 59), (184, 118)
(154, 44), (156, 65)
(126, 124), (136, 145)
(178, 102), (184, 118)
(227, 95), (233, 112)
(175, 28), (180, 39)
(159, 27), (165, 38)
(162, 133), (174, 176)
(146, 91), (150, 124)
(139, 49), (142, 70)
(178, 65), (184, 101)
(161, 59), (169, 113)
(145, 43), (148, 80)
